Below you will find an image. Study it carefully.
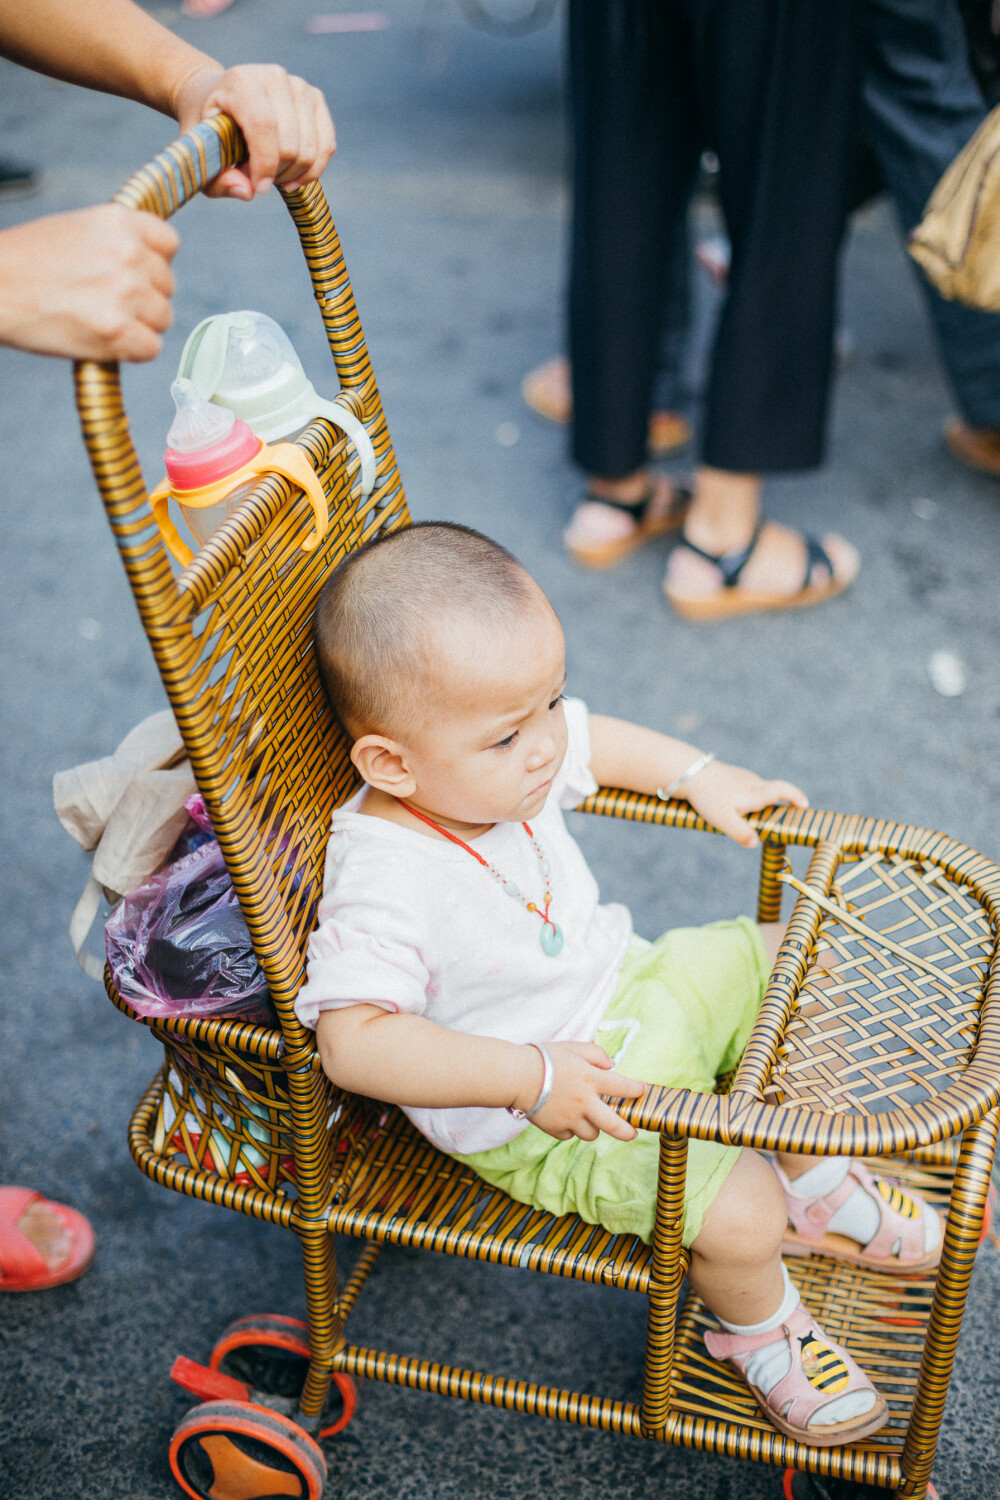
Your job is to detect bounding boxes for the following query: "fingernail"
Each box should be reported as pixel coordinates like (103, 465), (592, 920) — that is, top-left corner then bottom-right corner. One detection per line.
(256, 176), (273, 195)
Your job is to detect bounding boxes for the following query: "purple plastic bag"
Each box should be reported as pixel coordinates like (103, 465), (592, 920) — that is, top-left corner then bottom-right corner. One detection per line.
(105, 838), (277, 1025)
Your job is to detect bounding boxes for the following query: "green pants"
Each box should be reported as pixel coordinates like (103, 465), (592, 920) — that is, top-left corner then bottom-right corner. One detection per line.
(455, 917), (769, 1247)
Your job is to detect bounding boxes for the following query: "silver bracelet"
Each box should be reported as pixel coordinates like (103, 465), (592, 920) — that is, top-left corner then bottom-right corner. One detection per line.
(657, 750), (716, 801)
(507, 1043), (555, 1121)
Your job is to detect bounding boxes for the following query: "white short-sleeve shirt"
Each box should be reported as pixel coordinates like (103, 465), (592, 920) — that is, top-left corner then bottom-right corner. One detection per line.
(295, 697), (633, 1153)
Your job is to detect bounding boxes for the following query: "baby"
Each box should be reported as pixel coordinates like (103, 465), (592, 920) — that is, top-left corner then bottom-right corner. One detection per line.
(296, 521), (941, 1447)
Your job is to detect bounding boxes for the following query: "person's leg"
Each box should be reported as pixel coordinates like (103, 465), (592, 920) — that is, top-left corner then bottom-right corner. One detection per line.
(687, 1144), (786, 1322)
(523, 206), (693, 456)
(863, 0), (1000, 455)
(762, 921), (943, 1271)
(563, 0), (701, 565)
(693, 1150), (886, 1439)
(651, 208), (695, 416)
(664, 0), (862, 614)
(568, 0), (698, 478)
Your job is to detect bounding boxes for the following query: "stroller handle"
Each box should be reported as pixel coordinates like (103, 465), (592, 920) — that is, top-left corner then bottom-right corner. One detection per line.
(73, 114), (378, 606)
(111, 114), (245, 218)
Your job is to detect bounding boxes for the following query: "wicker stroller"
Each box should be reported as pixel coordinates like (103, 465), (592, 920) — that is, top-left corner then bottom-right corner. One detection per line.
(74, 119), (1000, 1500)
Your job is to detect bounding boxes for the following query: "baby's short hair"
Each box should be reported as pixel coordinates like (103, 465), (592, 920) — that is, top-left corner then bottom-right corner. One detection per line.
(314, 521), (534, 737)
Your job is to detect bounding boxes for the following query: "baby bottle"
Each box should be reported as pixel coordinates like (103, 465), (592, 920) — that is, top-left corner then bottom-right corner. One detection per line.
(176, 310), (375, 495)
(149, 377), (330, 568)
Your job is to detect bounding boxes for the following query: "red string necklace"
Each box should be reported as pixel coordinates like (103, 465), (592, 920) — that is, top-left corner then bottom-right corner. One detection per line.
(398, 800), (564, 957)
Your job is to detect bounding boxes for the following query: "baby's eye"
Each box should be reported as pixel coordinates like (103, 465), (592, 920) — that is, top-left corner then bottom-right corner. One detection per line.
(548, 693), (565, 711)
(493, 731), (518, 751)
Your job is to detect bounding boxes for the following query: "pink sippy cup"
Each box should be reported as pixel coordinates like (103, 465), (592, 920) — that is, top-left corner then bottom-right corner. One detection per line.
(149, 378), (328, 566)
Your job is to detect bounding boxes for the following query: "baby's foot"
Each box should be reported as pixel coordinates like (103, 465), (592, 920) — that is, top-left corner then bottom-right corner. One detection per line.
(777, 1157), (943, 1273)
(705, 1275), (887, 1445)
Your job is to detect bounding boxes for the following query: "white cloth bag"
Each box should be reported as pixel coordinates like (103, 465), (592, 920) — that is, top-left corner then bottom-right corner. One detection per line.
(54, 710), (196, 979)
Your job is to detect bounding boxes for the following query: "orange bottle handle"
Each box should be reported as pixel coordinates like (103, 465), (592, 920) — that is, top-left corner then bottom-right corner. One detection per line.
(149, 477), (196, 567)
(246, 443), (329, 552)
(149, 444), (328, 567)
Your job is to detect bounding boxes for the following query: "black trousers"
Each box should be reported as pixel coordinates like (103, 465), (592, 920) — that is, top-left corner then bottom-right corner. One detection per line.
(568, 0), (862, 477)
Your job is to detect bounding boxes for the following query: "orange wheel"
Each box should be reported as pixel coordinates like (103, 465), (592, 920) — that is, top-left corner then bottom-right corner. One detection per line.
(169, 1399), (326, 1500)
(211, 1314), (358, 1438)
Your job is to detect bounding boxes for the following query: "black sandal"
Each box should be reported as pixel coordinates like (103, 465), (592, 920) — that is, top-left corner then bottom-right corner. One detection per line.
(664, 522), (856, 621)
(564, 479), (692, 570)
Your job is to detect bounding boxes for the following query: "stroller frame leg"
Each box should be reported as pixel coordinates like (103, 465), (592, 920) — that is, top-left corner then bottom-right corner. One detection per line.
(897, 1107), (1000, 1499)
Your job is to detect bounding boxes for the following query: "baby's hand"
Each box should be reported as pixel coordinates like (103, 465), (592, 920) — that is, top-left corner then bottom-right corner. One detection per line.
(682, 760), (808, 849)
(512, 1041), (645, 1142)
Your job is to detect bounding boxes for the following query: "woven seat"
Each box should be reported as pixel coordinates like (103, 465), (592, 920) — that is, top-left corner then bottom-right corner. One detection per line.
(76, 119), (1000, 1500)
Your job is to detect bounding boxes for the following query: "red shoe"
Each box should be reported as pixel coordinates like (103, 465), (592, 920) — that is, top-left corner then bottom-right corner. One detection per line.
(0, 1186), (95, 1292)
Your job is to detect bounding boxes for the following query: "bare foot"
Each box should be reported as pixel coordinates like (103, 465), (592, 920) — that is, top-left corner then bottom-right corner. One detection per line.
(563, 472), (687, 559)
(18, 1200), (73, 1270)
(522, 356), (574, 424)
(665, 520), (859, 601)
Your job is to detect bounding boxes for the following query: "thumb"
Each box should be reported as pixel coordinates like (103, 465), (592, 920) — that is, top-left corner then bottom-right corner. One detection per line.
(207, 166), (254, 201)
(715, 809), (759, 850)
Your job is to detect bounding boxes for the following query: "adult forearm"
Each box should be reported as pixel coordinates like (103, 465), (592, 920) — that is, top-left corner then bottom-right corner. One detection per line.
(0, 0), (221, 119)
(316, 1006), (543, 1113)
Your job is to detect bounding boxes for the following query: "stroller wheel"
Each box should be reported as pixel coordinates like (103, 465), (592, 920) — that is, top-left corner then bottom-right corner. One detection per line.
(782, 1471), (939, 1500)
(170, 1399), (326, 1500)
(211, 1313), (358, 1438)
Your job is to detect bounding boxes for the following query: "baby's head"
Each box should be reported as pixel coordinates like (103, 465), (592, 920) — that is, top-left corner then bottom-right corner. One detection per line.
(314, 522), (568, 827)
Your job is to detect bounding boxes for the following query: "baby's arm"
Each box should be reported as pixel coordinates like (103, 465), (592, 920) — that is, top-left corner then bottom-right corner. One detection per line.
(588, 714), (808, 850)
(315, 1005), (645, 1142)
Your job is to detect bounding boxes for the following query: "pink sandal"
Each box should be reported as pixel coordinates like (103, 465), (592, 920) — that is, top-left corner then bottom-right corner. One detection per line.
(704, 1306), (889, 1446)
(777, 1161), (944, 1276)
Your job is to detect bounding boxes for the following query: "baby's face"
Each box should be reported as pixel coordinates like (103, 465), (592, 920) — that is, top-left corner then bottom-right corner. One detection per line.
(403, 597), (568, 830)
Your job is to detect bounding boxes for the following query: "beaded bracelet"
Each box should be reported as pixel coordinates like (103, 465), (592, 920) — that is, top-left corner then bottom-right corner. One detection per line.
(507, 1043), (555, 1121)
(657, 750), (716, 802)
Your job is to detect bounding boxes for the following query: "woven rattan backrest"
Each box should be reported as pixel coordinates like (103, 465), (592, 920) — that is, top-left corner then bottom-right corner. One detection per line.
(74, 118), (408, 1051)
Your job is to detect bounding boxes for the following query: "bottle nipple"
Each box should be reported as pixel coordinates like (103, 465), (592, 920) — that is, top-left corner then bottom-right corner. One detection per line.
(164, 376), (262, 492)
(167, 376), (237, 454)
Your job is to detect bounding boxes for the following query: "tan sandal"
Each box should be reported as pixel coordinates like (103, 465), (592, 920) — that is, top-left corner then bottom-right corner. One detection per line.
(564, 480), (691, 571)
(777, 1160), (944, 1276)
(663, 522), (858, 621)
(521, 357), (692, 457)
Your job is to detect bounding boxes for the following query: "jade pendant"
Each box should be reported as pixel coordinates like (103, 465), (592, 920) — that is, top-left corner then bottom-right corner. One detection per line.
(540, 920), (564, 957)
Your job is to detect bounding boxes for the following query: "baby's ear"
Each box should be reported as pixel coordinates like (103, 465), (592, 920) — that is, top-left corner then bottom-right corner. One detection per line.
(350, 735), (414, 796)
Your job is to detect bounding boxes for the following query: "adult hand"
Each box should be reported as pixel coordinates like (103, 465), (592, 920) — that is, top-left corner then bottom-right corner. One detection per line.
(0, 204), (178, 361)
(683, 760), (809, 850)
(173, 63), (336, 200)
(513, 1040), (645, 1143)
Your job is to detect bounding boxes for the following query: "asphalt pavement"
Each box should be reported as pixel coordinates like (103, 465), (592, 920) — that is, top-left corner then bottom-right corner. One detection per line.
(1, 3), (999, 1498)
